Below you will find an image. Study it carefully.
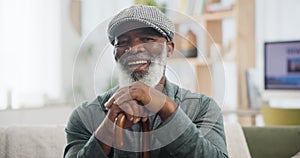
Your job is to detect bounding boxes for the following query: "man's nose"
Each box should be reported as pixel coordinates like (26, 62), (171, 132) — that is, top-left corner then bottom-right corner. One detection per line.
(129, 39), (145, 53)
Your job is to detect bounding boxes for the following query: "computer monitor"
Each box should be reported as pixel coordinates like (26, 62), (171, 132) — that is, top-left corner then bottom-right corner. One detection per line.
(262, 40), (300, 106)
(265, 40), (300, 90)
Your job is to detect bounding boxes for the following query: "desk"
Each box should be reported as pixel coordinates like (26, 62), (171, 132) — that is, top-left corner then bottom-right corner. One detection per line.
(222, 108), (260, 116)
(222, 108), (260, 126)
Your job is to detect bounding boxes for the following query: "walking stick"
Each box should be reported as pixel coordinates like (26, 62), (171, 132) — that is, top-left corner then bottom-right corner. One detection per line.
(115, 113), (150, 158)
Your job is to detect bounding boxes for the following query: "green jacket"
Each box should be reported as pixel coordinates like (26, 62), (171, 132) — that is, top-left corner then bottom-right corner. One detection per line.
(64, 80), (228, 158)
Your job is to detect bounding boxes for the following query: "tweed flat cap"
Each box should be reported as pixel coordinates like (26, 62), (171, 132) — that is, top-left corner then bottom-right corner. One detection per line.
(107, 5), (175, 44)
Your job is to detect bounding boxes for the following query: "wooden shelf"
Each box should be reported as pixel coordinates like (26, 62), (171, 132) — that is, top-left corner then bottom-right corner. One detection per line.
(222, 108), (260, 116)
(196, 10), (237, 21)
(167, 57), (213, 66)
(173, 10), (237, 24)
(222, 108), (259, 126)
(171, 0), (256, 126)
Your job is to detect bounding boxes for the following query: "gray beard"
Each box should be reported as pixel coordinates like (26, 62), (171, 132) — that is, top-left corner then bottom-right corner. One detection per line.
(117, 60), (165, 88)
(117, 42), (168, 87)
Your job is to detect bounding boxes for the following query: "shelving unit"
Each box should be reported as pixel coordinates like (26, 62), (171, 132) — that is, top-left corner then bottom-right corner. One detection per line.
(171, 0), (256, 125)
(173, 9), (237, 23)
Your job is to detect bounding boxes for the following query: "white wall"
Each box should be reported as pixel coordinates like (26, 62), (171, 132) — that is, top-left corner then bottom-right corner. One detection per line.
(81, 0), (133, 37)
(60, 0), (82, 103)
(0, 0), (134, 126)
(70, 0), (133, 105)
(0, 0), (63, 109)
(61, 0), (134, 104)
(255, 0), (300, 92)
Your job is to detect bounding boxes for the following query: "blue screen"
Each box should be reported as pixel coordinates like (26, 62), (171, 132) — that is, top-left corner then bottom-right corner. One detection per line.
(265, 40), (300, 89)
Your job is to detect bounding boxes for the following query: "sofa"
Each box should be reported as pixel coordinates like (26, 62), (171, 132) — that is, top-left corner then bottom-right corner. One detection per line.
(0, 124), (299, 158)
(0, 125), (66, 158)
(242, 126), (300, 158)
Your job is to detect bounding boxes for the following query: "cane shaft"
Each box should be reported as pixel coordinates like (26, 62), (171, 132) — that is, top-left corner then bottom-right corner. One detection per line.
(115, 113), (126, 148)
(142, 119), (150, 158)
(115, 113), (151, 158)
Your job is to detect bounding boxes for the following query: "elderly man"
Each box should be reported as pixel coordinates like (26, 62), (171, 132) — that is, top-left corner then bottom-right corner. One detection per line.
(64, 5), (228, 158)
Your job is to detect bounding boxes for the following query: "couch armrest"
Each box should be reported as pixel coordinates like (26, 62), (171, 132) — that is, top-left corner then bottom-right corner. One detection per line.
(243, 126), (300, 158)
(224, 123), (251, 158)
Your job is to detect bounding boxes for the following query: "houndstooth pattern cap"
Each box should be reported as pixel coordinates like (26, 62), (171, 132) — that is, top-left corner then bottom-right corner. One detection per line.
(107, 5), (175, 45)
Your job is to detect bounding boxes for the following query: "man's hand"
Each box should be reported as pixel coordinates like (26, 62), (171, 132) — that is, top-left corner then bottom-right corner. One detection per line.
(105, 81), (178, 122)
(95, 100), (146, 155)
(95, 81), (178, 155)
(107, 101), (147, 128)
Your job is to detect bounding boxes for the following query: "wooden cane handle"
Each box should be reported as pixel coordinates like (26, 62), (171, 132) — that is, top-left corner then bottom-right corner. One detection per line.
(115, 113), (126, 148)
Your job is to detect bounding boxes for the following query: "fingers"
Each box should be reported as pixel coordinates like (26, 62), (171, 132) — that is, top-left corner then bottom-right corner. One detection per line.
(119, 101), (134, 121)
(108, 99), (148, 126)
(113, 86), (149, 107)
(114, 92), (133, 107)
(106, 82), (150, 110)
(142, 117), (148, 123)
(105, 82), (152, 127)
(105, 87), (128, 109)
(105, 97), (115, 110)
(120, 100), (147, 120)
(143, 87), (166, 113)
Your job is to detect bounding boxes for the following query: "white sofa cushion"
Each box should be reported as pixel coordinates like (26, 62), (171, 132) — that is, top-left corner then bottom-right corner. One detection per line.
(0, 123), (249, 157)
(5, 125), (66, 158)
(224, 123), (251, 158)
(0, 127), (6, 158)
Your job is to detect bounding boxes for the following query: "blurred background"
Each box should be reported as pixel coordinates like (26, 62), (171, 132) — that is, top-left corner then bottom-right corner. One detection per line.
(1, 0), (300, 127)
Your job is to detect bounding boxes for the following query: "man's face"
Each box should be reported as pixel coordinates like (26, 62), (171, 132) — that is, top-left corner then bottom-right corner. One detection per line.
(113, 27), (173, 87)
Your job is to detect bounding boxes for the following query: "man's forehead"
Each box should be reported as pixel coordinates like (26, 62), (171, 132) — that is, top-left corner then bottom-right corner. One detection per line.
(116, 28), (163, 39)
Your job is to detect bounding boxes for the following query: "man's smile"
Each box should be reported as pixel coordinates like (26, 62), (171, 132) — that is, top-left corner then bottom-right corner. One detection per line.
(127, 60), (148, 66)
(126, 59), (150, 72)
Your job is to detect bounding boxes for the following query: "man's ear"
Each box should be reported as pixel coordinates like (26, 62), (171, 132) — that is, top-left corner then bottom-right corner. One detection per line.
(166, 41), (174, 57)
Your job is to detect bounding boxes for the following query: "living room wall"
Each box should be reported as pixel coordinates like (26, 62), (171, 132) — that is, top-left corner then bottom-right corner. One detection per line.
(255, 0), (300, 92)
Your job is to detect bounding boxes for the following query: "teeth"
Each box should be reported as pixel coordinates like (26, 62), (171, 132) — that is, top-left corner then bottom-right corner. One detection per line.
(128, 60), (147, 66)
